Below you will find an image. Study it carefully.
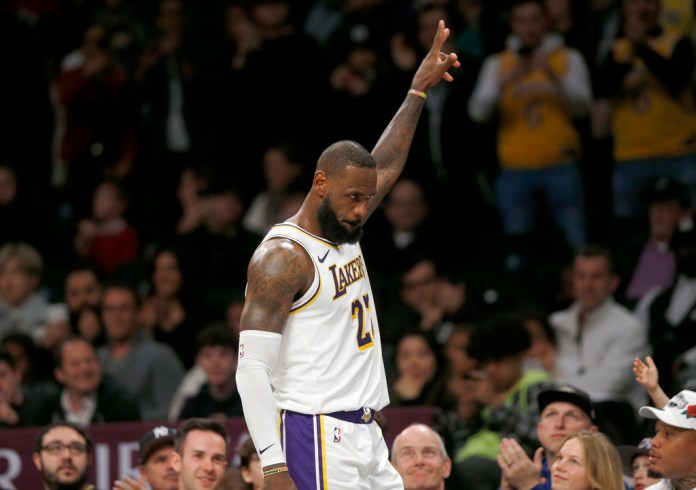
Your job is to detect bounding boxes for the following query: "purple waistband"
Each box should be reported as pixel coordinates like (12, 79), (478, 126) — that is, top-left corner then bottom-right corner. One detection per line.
(284, 408), (375, 424)
(325, 408), (375, 424)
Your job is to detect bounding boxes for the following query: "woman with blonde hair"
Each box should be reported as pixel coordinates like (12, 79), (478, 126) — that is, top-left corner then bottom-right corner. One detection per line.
(552, 430), (624, 490)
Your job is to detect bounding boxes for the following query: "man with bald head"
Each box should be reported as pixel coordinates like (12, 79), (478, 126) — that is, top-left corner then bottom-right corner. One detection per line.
(236, 19), (460, 490)
(391, 424), (452, 490)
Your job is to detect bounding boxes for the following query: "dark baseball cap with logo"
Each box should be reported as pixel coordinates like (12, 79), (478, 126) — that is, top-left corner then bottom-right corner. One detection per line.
(139, 426), (177, 464)
(537, 384), (596, 422)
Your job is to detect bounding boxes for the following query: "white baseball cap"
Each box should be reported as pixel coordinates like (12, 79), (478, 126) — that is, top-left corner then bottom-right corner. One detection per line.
(639, 390), (696, 430)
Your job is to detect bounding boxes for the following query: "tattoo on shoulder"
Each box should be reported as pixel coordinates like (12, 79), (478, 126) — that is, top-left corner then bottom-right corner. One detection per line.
(243, 239), (311, 332)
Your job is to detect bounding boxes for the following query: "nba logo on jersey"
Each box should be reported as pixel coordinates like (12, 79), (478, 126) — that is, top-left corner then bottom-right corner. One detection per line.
(239, 343), (244, 359)
(333, 427), (341, 443)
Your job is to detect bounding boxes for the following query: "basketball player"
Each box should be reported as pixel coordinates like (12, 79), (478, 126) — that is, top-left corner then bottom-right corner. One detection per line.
(235, 20), (460, 490)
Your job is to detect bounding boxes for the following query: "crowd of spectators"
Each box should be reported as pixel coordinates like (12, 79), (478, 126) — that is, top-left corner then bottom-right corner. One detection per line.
(2, 0), (696, 488)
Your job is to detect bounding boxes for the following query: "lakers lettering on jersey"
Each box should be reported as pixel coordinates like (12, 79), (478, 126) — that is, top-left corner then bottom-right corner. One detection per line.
(259, 222), (390, 415)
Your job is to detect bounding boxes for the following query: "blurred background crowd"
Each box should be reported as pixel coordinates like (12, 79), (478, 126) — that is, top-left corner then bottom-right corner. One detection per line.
(1, 0), (696, 487)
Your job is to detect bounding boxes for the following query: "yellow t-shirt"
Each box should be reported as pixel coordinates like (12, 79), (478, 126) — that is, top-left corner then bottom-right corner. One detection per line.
(497, 48), (581, 169)
(611, 31), (696, 161)
(660, 0), (696, 39)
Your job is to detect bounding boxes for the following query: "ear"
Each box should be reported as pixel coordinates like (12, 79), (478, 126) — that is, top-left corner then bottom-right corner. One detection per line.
(172, 451), (182, 473)
(241, 466), (253, 484)
(55, 367), (65, 384)
(442, 457), (452, 479)
(33, 452), (42, 472)
(313, 171), (328, 198)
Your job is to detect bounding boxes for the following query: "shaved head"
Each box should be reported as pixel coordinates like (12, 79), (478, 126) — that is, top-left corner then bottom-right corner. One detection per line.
(316, 140), (376, 177)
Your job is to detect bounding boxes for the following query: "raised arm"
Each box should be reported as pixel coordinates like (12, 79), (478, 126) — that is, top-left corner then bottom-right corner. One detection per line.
(236, 239), (313, 490)
(367, 20), (460, 216)
(634, 356), (669, 408)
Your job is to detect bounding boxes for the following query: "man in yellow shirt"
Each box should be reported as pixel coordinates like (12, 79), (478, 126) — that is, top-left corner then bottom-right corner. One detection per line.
(596, 0), (696, 221)
(468, 0), (592, 269)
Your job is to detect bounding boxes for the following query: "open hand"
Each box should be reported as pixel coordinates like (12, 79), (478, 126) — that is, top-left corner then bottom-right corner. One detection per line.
(634, 356), (669, 408)
(634, 356), (658, 392)
(498, 438), (544, 490)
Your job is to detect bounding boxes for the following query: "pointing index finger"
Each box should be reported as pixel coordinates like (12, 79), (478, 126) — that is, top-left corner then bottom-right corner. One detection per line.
(432, 20), (448, 53)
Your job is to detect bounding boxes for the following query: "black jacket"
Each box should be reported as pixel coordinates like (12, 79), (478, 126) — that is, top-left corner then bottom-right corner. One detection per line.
(27, 375), (141, 425)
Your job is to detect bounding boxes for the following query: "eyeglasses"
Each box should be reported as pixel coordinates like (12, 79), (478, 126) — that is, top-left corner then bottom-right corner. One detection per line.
(41, 442), (88, 456)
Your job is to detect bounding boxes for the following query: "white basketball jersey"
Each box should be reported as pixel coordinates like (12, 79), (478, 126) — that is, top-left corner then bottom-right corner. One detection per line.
(261, 223), (390, 414)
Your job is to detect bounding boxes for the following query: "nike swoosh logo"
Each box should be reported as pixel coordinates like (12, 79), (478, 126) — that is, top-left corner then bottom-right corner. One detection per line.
(318, 250), (330, 263)
(259, 444), (275, 454)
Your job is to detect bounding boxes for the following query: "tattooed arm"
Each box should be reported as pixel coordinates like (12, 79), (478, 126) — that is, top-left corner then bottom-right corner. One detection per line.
(241, 238), (312, 334)
(236, 239), (313, 490)
(368, 20), (460, 217)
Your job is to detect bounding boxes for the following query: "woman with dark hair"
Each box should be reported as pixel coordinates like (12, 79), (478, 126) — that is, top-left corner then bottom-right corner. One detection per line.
(137, 245), (200, 368)
(389, 330), (450, 407)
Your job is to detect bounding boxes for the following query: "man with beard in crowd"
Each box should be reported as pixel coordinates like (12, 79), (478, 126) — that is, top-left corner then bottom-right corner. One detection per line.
(33, 421), (96, 490)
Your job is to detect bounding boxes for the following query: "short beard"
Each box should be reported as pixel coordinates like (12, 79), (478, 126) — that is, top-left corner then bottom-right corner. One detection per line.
(42, 466), (87, 490)
(317, 197), (363, 245)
